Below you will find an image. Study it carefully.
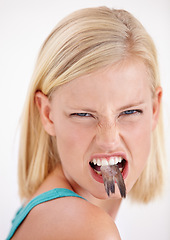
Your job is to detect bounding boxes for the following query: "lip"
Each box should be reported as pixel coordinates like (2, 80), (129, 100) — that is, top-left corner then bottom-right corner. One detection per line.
(89, 152), (128, 183)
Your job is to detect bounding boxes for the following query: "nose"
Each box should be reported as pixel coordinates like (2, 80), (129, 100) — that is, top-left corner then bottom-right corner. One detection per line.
(95, 120), (120, 151)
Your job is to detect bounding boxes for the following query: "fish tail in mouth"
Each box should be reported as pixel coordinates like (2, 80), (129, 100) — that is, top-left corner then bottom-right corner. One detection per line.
(101, 165), (126, 198)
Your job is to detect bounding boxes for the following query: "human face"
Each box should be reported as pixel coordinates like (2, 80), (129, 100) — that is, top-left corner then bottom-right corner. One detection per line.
(49, 59), (160, 199)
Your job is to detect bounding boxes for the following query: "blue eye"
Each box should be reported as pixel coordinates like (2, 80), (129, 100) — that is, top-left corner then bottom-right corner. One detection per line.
(71, 113), (92, 117)
(121, 109), (143, 116)
(124, 110), (136, 115)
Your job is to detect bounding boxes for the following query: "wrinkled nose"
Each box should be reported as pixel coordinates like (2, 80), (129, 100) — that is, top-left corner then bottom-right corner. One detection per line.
(95, 121), (120, 151)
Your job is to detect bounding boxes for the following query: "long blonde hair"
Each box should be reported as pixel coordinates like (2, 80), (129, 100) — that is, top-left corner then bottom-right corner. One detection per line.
(18, 6), (165, 202)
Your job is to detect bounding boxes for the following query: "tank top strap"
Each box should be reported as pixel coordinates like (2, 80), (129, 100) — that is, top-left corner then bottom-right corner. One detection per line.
(7, 188), (86, 239)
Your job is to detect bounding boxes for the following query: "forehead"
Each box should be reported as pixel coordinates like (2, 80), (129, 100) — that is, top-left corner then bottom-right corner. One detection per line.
(52, 59), (151, 108)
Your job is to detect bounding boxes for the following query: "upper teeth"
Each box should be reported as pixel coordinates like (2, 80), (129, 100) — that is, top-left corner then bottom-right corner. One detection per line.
(91, 156), (123, 167)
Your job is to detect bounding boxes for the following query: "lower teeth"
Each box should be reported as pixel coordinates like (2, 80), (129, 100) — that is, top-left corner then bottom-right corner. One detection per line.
(94, 169), (102, 175)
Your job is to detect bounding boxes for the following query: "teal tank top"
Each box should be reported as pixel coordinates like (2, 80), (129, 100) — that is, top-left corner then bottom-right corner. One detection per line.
(6, 188), (86, 239)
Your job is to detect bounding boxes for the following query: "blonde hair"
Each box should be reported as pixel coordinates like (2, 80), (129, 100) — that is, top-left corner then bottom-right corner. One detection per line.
(18, 6), (165, 202)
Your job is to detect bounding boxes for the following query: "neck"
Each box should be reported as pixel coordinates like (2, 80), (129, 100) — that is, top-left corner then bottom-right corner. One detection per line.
(73, 184), (122, 220)
(87, 195), (122, 220)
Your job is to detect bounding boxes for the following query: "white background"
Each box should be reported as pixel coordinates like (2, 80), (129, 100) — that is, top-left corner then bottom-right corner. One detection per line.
(0, 0), (170, 239)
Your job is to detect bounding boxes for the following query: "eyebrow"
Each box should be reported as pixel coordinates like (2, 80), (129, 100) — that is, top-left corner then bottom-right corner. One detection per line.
(117, 101), (145, 111)
(67, 101), (145, 113)
(71, 107), (98, 114)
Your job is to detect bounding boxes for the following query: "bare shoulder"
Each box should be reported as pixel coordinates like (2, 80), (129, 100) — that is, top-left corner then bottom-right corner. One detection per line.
(13, 197), (121, 240)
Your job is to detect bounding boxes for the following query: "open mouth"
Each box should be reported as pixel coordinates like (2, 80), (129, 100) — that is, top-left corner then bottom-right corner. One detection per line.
(89, 156), (127, 178)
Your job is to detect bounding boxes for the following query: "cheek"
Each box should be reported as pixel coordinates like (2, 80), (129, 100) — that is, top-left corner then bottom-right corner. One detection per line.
(126, 117), (153, 178)
(132, 124), (152, 159)
(54, 119), (94, 161)
(120, 113), (153, 164)
(122, 111), (153, 152)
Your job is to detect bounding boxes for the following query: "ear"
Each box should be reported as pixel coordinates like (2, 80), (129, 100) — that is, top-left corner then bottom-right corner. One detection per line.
(152, 86), (163, 131)
(35, 91), (56, 136)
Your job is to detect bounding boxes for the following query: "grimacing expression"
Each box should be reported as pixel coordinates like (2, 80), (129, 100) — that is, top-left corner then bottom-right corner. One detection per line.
(41, 59), (161, 199)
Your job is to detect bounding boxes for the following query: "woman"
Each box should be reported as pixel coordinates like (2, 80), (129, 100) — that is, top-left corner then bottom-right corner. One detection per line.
(7, 6), (165, 239)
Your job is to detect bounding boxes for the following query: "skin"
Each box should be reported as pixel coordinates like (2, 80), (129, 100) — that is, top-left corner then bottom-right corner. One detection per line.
(12, 58), (162, 239)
